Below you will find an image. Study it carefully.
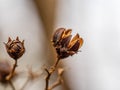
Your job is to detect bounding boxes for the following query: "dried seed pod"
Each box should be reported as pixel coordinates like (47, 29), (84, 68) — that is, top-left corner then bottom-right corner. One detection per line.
(52, 28), (83, 59)
(4, 37), (25, 60)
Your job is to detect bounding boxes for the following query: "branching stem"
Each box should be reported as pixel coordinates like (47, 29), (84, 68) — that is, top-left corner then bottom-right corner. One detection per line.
(45, 58), (60, 90)
(9, 80), (15, 90)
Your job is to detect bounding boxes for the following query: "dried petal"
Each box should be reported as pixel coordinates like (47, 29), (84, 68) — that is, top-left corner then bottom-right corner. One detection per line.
(62, 29), (72, 38)
(52, 28), (65, 45)
(71, 34), (79, 43)
(65, 29), (72, 35)
(79, 37), (83, 48)
(61, 35), (72, 47)
(69, 40), (80, 52)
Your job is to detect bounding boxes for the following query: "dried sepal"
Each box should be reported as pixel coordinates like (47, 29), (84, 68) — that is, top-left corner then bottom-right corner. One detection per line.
(16, 36), (19, 41)
(8, 37), (12, 42)
(61, 35), (72, 47)
(69, 40), (80, 51)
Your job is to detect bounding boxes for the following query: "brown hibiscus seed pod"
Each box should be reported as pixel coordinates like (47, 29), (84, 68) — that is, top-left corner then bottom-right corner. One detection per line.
(4, 37), (25, 60)
(52, 28), (83, 59)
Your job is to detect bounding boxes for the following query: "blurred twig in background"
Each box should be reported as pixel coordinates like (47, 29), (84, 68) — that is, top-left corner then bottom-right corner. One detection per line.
(34, 0), (56, 66)
(34, 0), (56, 39)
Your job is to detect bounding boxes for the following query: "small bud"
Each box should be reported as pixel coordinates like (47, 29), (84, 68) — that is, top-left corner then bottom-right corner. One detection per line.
(4, 37), (25, 60)
(52, 28), (83, 59)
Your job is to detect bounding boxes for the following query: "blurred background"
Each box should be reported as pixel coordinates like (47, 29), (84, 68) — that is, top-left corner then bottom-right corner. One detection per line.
(0, 0), (120, 90)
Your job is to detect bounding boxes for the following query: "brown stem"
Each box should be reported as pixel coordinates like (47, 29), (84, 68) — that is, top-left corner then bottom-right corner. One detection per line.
(53, 58), (60, 68)
(20, 78), (30, 90)
(45, 69), (50, 90)
(48, 68), (64, 90)
(45, 58), (60, 90)
(9, 80), (15, 90)
(48, 76), (61, 90)
(6, 60), (18, 81)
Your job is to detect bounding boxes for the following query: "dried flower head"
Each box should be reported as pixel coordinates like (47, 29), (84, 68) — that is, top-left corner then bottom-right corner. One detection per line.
(52, 28), (83, 59)
(0, 61), (11, 83)
(4, 37), (25, 60)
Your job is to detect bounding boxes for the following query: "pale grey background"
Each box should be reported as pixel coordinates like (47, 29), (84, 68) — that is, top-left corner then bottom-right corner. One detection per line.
(0, 0), (46, 90)
(0, 0), (120, 90)
(55, 0), (120, 90)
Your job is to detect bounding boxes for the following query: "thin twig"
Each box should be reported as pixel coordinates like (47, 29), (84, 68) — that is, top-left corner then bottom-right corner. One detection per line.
(48, 68), (64, 90)
(20, 67), (42, 90)
(45, 58), (60, 90)
(45, 69), (51, 90)
(53, 58), (60, 68)
(9, 80), (15, 90)
(48, 77), (61, 90)
(20, 78), (30, 90)
(6, 60), (18, 81)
